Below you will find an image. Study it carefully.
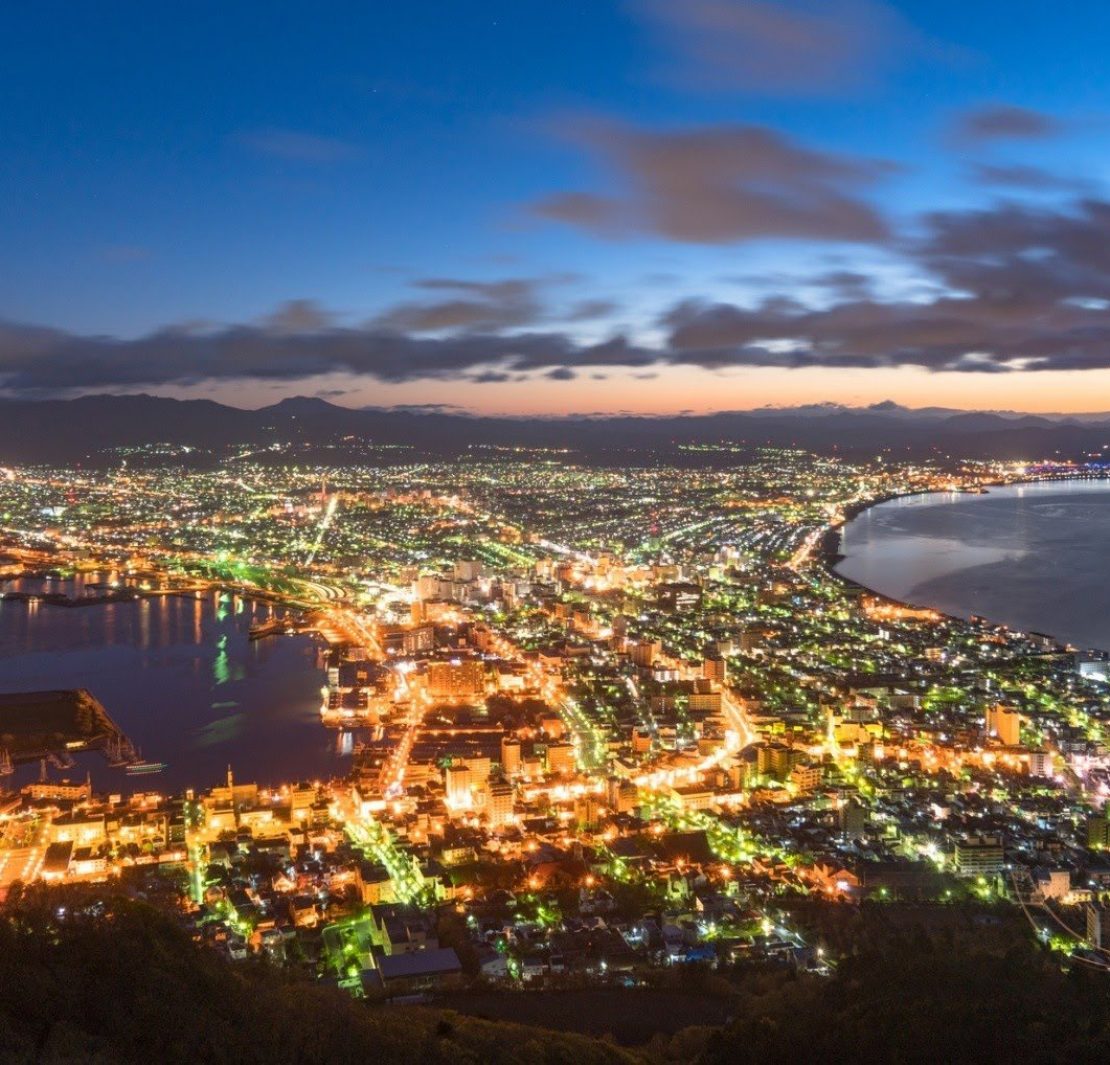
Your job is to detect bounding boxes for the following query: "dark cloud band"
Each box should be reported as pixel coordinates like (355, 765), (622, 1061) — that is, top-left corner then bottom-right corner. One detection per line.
(6, 196), (1110, 392)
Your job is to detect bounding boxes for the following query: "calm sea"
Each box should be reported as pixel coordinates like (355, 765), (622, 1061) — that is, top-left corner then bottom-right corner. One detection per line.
(0, 573), (354, 793)
(836, 478), (1110, 651)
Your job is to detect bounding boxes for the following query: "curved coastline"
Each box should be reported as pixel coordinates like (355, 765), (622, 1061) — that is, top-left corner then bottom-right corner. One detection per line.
(820, 473), (1110, 654)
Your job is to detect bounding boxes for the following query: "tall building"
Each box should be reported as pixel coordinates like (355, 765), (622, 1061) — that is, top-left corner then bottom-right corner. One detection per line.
(544, 742), (575, 775)
(453, 560), (483, 582)
(463, 756), (491, 788)
(444, 765), (474, 809)
(487, 782), (514, 828)
(1029, 749), (1054, 778)
(426, 659), (486, 699)
(954, 834), (1005, 878)
(985, 704), (1021, 746)
(1088, 902), (1108, 949)
(631, 728), (652, 754)
(630, 640), (662, 668)
(574, 795), (602, 830)
(1088, 813), (1110, 849)
(790, 761), (823, 793)
(500, 736), (521, 776)
(402, 624), (435, 654)
(757, 742), (800, 782)
(702, 655), (726, 683)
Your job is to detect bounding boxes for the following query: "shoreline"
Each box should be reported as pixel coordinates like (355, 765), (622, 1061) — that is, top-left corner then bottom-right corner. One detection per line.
(0, 569), (314, 620)
(819, 473), (1110, 657)
(0, 583), (333, 794)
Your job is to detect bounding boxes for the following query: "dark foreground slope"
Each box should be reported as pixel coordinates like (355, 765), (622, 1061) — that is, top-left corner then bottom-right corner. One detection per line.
(701, 932), (1110, 1064)
(0, 885), (635, 1065)
(6, 884), (1110, 1064)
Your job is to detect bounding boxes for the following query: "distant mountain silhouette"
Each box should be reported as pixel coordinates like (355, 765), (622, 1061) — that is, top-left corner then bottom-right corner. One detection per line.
(1, 393), (1108, 464)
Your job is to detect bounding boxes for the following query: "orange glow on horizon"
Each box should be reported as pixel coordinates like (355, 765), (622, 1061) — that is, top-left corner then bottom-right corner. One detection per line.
(154, 364), (1110, 418)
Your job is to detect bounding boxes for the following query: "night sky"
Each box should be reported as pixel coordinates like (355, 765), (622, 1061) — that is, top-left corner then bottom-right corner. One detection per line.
(5, 1), (1110, 414)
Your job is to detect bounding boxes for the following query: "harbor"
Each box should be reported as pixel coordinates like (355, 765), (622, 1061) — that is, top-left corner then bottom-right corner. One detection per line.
(0, 689), (137, 772)
(0, 576), (339, 793)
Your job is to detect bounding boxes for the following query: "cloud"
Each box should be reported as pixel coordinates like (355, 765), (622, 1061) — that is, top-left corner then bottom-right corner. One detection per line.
(263, 299), (334, 333)
(371, 275), (604, 333)
(369, 276), (584, 332)
(660, 199), (1110, 373)
(533, 192), (624, 234)
(0, 314), (656, 393)
(809, 270), (876, 299)
(631, 0), (915, 95)
(11, 199), (1110, 391)
(236, 128), (361, 163)
(949, 105), (1062, 144)
(532, 119), (894, 244)
(373, 402), (467, 413)
(969, 163), (1088, 193)
(563, 299), (621, 321)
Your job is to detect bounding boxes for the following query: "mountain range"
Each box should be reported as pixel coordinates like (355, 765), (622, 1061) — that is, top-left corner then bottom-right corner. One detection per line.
(1, 393), (1109, 465)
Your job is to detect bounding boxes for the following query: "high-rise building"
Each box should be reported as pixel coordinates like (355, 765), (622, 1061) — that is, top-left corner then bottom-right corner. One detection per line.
(790, 761), (823, 793)
(574, 796), (602, 830)
(630, 640), (662, 668)
(1088, 813), (1110, 849)
(985, 704), (1021, 746)
(757, 742), (799, 782)
(487, 782), (514, 828)
(444, 765), (474, 808)
(453, 560), (483, 582)
(544, 742), (575, 775)
(402, 624), (436, 655)
(1029, 748), (1054, 778)
(954, 834), (1005, 878)
(1088, 902), (1108, 949)
(702, 655), (726, 682)
(500, 737), (521, 776)
(426, 659), (486, 699)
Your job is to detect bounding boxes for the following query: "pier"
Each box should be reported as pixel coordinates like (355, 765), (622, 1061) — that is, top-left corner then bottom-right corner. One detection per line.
(0, 689), (138, 772)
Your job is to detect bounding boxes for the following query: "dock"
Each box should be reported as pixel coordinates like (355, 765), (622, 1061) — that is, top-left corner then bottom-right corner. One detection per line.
(0, 689), (137, 770)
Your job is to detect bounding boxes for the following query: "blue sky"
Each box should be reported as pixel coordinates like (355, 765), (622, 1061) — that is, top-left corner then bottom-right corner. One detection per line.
(5, 1), (1110, 413)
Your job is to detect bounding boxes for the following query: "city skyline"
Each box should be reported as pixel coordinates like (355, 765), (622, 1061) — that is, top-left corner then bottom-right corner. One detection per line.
(7, 2), (1110, 413)
(10, 5), (1110, 1057)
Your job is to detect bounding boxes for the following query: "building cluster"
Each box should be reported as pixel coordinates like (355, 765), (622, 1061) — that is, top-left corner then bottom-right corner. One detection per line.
(4, 450), (1110, 984)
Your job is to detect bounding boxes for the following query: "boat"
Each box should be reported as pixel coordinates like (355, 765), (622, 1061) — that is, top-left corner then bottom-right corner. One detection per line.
(106, 733), (138, 766)
(122, 743), (165, 775)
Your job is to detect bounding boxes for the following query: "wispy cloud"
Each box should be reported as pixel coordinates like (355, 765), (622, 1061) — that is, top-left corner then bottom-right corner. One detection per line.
(631, 0), (921, 95)
(948, 104), (1063, 145)
(236, 128), (361, 163)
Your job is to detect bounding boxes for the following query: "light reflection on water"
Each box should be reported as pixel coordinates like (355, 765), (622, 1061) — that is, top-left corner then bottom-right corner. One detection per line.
(837, 479), (1110, 652)
(0, 574), (351, 792)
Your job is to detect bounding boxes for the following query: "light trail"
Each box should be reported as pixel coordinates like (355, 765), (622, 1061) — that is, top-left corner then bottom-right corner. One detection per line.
(304, 493), (339, 565)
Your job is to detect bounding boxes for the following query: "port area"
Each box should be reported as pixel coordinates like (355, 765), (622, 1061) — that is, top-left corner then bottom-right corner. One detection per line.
(0, 689), (137, 773)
